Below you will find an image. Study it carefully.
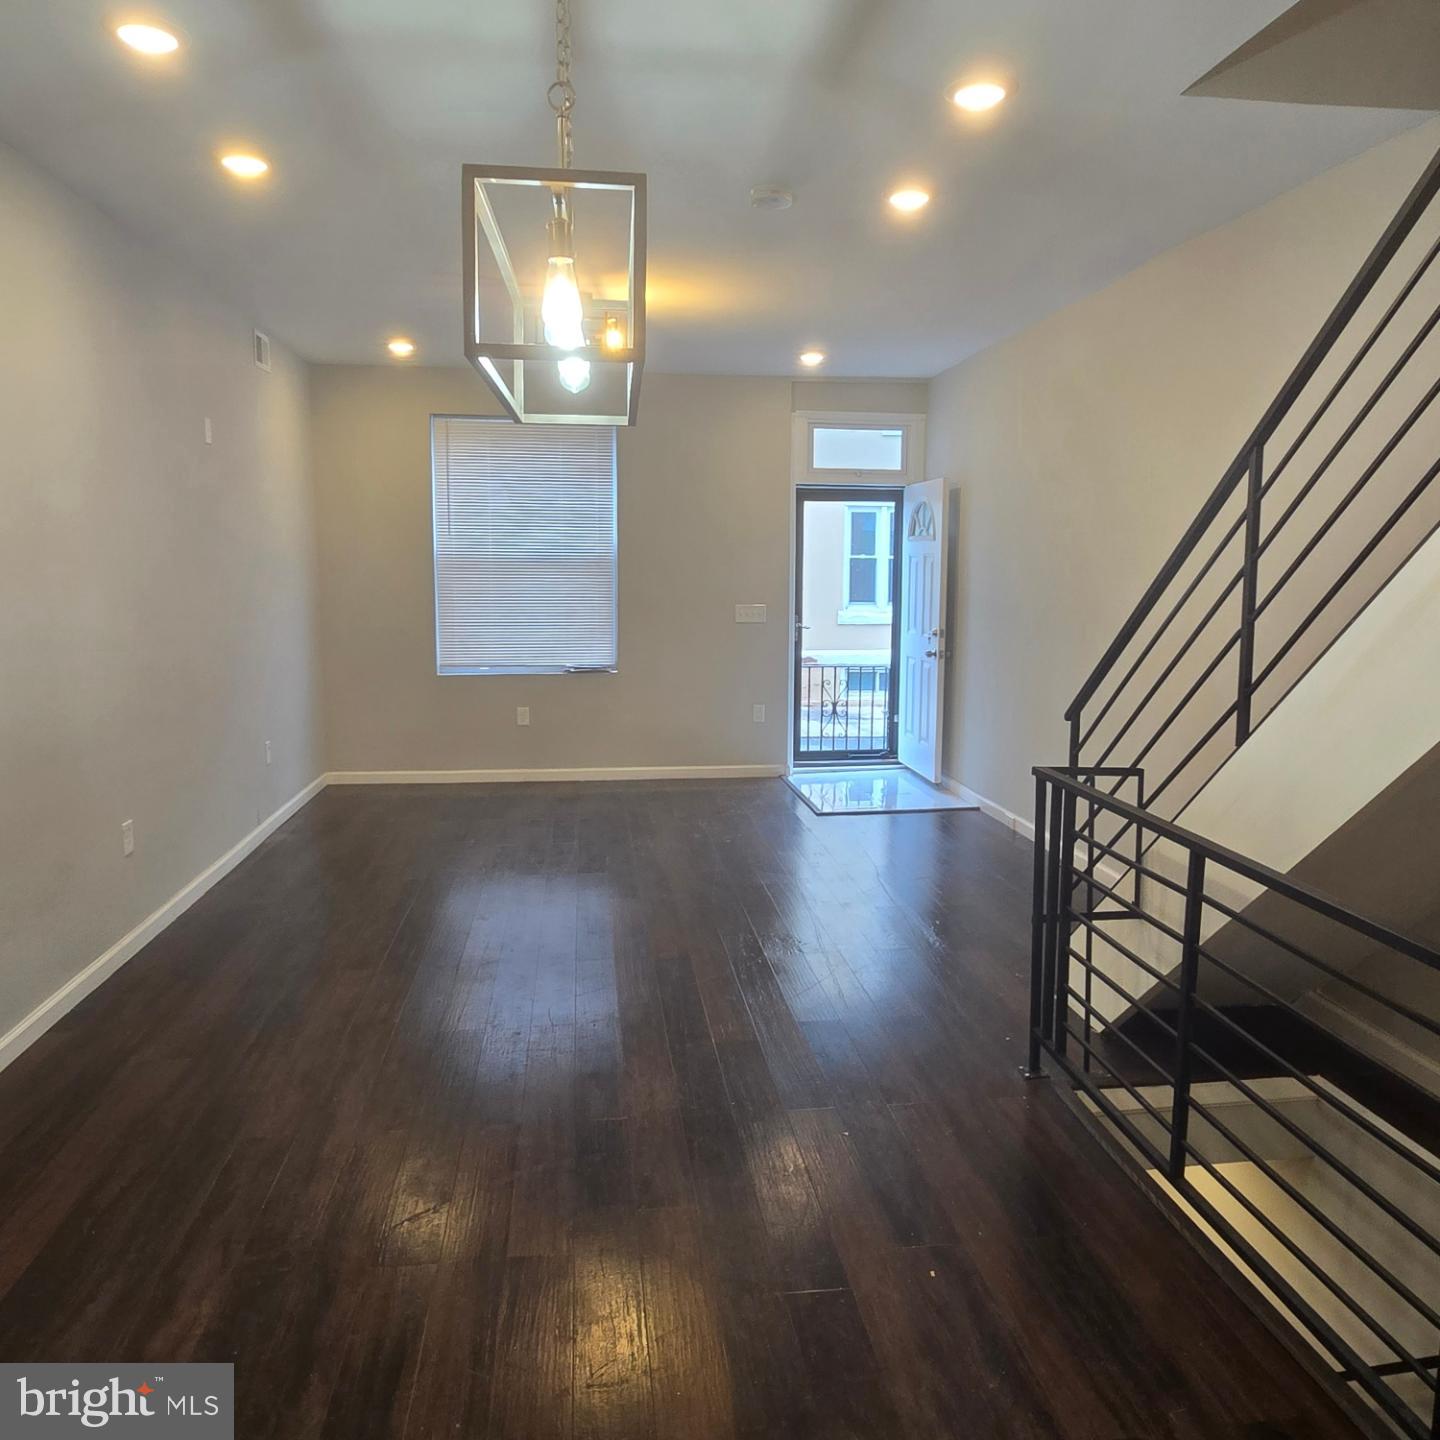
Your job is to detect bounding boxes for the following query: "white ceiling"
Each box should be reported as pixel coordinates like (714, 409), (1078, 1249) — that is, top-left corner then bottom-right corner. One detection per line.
(0, 0), (1427, 376)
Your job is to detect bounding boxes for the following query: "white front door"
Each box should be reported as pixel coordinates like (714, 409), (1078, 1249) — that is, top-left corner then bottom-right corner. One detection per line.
(897, 478), (947, 783)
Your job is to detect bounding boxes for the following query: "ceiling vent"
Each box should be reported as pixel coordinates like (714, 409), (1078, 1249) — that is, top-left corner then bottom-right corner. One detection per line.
(253, 330), (272, 372)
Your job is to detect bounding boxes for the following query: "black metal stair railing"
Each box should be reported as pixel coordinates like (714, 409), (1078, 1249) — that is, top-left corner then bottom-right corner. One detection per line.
(1029, 767), (1440, 1440)
(1064, 144), (1440, 844)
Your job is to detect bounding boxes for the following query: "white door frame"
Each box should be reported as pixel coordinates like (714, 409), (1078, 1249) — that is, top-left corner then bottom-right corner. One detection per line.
(787, 411), (927, 772)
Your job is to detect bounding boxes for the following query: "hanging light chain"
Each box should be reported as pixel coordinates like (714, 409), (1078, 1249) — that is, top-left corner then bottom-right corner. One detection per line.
(547, 0), (575, 169)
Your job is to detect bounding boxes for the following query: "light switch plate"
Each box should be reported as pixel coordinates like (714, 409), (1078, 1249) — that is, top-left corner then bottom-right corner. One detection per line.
(735, 604), (767, 624)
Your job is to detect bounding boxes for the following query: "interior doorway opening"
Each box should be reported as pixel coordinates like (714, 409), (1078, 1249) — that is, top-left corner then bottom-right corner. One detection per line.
(792, 486), (903, 766)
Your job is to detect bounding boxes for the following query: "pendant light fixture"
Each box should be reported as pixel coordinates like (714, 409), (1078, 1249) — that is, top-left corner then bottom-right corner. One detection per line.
(461, 0), (646, 424)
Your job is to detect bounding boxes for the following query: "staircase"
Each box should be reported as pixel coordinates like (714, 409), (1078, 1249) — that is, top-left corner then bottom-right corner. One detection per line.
(1027, 143), (1440, 1440)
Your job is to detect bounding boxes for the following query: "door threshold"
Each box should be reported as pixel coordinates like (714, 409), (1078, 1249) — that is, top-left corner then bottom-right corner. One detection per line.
(785, 766), (977, 816)
(791, 758), (901, 774)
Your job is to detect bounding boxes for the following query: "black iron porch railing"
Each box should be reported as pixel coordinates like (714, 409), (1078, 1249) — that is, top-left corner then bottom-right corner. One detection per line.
(1065, 145), (1440, 837)
(1030, 767), (1440, 1440)
(797, 663), (891, 757)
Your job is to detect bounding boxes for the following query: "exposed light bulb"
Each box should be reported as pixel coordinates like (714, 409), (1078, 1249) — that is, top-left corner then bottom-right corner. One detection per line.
(558, 356), (592, 393)
(602, 315), (625, 352)
(542, 256), (585, 351)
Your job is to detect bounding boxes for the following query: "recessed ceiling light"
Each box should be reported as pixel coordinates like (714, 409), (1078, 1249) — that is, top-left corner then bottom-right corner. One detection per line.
(115, 22), (179, 54)
(750, 185), (794, 212)
(219, 153), (269, 180)
(888, 188), (931, 213)
(952, 81), (1006, 112)
(798, 350), (825, 368)
(387, 338), (416, 358)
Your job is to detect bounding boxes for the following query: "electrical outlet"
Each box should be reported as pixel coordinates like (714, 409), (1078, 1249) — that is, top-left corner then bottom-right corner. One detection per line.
(752, 704), (766, 723)
(121, 819), (135, 857)
(204, 416), (213, 445)
(734, 604), (767, 624)
(264, 739), (272, 766)
(516, 706), (531, 727)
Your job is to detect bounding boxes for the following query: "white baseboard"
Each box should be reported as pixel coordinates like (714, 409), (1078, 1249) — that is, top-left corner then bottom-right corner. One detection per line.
(325, 764), (786, 785)
(0, 775), (327, 1077)
(943, 776), (1036, 840)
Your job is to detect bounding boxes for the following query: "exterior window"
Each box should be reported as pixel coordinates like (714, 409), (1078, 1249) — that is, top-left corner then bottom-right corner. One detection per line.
(431, 416), (617, 674)
(839, 503), (893, 624)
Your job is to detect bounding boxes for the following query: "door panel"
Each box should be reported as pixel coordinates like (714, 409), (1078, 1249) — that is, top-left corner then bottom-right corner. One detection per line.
(897, 479), (947, 782)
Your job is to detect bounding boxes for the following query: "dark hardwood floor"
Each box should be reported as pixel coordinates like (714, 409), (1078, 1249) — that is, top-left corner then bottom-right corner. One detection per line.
(0, 779), (1366, 1439)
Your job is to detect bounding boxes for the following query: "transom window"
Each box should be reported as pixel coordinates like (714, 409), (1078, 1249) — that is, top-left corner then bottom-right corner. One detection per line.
(431, 416), (617, 674)
(810, 424), (906, 473)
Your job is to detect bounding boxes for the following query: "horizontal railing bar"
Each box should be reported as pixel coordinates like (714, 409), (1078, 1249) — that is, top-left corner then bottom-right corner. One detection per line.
(1253, 450), (1440, 693)
(1066, 949), (1181, 1039)
(1077, 835), (1188, 900)
(1181, 1080), (1440, 1331)
(1074, 867), (1187, 946)
(1066, 913), (1182, 995)
(1340, 1354), (1440, 1382)
(1073, 865), (1440, 1135)
(1078, 518), (1247, 752)
(1170, 1115), (1440, 1393)
(1059, 921), (1440, 1298)
(1088, 1042), (1440, 1393)
(1261, 233), (1440, 504)
(1064, 984), (1177, 1080)
(1065, 144), (1440, 727)
(1186, 993), (1440, 1190)
(1042, 1038), (1428, 1437)
(1139, 698), (1240, 814)
(1255, 368), (1440, 618)
(1194, 944), (1440, 1107)
(1070, 942), (1440, 1205)
(1056, 1013), (1175, 1118)
(1092, 591), (1243, 769)
(1201, 893), (1440, 1041)
(1258, 297), (1440, 564)
(1042, 1036), (1169, 1173)
(1036, 771), (1440, 971)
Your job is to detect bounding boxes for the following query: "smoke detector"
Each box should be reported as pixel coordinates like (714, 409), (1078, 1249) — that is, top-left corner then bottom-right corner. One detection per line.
(749, 185), (793, 212)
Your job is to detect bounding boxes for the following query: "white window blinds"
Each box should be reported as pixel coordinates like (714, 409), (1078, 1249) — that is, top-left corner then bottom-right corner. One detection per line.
(431, 417), (618, 674)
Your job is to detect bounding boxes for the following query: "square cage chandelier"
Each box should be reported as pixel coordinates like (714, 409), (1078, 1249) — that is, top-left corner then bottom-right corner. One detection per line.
(462, 0), (645, 425)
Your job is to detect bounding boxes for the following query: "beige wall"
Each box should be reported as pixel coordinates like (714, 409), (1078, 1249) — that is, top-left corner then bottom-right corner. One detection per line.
(928, 118), (1440, 821)
(0, 140), (322, 1043)
(312, 368), (797, 771)
(310, 370), (925, 774)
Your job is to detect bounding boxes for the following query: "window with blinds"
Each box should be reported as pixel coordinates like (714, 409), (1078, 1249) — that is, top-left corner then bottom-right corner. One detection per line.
(431, 417), (618, 674)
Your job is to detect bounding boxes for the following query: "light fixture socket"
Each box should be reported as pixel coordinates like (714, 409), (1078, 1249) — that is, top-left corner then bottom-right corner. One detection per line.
(546, 209), (574, 261)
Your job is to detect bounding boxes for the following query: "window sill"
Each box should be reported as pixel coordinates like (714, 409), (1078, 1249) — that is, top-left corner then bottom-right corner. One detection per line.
(836, 608), (892, 626)
(437, 666), (618, 677)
